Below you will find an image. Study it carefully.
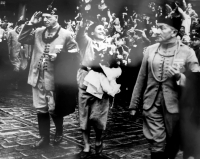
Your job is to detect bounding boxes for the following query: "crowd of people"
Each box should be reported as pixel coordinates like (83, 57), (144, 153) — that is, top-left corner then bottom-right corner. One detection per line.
(0, 0), (200, 159)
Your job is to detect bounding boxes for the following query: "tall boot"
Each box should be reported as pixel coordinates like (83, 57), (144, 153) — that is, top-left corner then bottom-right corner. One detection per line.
(51, 115), (63, 145)
(32, 113), (50, 149)
(151, 152), (167, 159)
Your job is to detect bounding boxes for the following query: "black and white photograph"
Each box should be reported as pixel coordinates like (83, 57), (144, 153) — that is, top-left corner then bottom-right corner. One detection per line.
(0, 0), (200, 158)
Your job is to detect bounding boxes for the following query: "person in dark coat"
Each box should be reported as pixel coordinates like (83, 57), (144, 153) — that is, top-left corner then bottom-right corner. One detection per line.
(180, 72), (200, 159)
(18, 5), (79, 148)
(54, 46), (80, 117)
(7, 19), (31, 89)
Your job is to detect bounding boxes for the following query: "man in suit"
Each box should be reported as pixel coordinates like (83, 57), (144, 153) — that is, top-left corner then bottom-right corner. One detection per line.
(7, 19), (31, 89)
(191, 34), (200, 63)
(18, 6), (79, 148)
(129, 3), (200, 159)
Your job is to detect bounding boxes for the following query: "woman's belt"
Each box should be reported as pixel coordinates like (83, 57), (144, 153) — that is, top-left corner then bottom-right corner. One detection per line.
(81, 65), (91, 72)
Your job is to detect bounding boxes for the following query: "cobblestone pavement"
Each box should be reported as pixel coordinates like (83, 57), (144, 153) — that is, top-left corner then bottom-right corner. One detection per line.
(0, 86), (183, 159)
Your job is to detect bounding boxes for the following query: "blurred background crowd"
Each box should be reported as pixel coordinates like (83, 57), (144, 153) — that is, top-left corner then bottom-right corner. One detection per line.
(0, 0), (200, 106)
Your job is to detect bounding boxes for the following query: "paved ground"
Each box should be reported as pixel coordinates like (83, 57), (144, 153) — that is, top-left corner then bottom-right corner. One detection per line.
(0, 84), (183, 159)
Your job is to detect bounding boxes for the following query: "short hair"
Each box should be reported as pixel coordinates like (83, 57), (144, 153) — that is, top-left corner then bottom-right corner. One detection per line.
(87, 22), (102, 37)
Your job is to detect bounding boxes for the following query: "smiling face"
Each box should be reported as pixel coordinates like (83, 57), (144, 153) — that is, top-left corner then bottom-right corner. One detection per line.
(179, 26), (185, 34)
(42, 13), (58, 28)
(91, 25), (106, 41)
(154, 23), (177, 43)
(188, 3), (192, 9)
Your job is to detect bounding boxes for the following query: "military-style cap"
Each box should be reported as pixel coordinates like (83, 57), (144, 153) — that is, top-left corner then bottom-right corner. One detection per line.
(191, 33), (200, 41)
(42, 0), (57, 15)
(155, 1), (182, 31)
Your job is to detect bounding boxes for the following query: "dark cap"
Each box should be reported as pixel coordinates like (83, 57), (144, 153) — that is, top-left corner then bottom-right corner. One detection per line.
(156, 2), (182, 31)
(42, 0), (57, 15)
(191, 34), (200, 41)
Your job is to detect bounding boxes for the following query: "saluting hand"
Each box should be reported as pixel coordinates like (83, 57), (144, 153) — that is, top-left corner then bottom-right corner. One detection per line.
(29, 11), (43, 25)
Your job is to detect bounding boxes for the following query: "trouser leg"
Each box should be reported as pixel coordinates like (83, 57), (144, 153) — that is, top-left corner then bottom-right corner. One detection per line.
(143, 105), (166, 153)
(162, 107), (180, 159)
(143, 91), (180, 159)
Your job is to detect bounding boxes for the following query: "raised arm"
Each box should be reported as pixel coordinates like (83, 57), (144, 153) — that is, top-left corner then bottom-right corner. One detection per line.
(107, 9), (113, 23)
(18, 11), (43, 45)
(7, 31), (13, 57)
(182, 0), (187, 11)
(75, 19), (90, 58)
(18, 24), (35, 45)
(177, 6), (187, 20)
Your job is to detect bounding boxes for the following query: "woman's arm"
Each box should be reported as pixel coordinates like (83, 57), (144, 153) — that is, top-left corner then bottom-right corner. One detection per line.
(75, 19), (90, 58)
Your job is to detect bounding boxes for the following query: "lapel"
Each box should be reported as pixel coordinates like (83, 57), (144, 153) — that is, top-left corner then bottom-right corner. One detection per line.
(148, 43), (160, 62)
